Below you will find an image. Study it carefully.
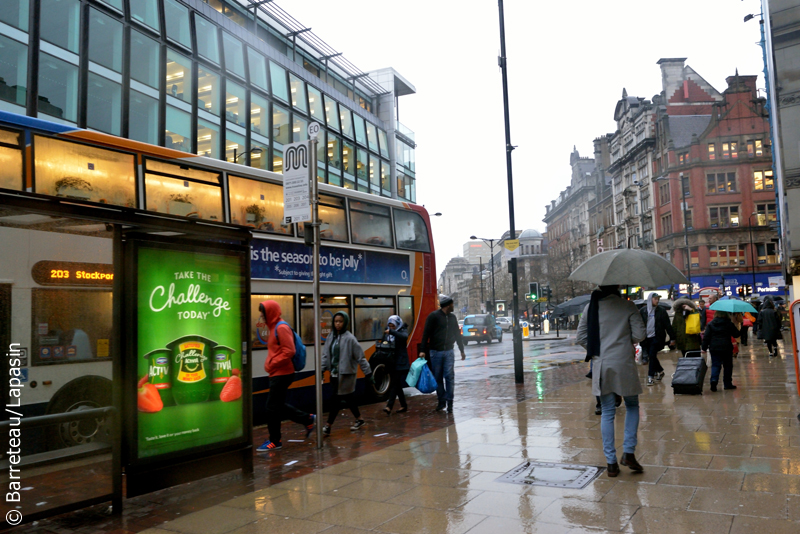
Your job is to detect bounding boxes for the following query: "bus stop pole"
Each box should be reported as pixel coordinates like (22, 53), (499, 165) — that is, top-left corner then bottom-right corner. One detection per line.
(310, 135), (324, 448)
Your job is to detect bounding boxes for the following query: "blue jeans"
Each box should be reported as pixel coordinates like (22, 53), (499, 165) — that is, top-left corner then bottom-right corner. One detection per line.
(600, 393), (639, 464)
(429, 349), (455, 403)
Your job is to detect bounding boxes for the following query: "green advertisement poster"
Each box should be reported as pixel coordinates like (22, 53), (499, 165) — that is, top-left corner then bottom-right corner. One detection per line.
(137, 246), (244, 458)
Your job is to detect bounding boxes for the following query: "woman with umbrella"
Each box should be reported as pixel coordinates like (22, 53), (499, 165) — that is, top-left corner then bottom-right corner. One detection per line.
(756, 299), (782, 357)
(702, 298), (754, 391)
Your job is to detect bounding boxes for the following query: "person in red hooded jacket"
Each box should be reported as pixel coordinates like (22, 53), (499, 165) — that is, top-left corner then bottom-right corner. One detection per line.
(256, 300), (315, 452)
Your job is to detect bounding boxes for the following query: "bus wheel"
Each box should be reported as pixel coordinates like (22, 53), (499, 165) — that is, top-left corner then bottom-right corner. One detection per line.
(368, 355), (391, 402)
(45, 376), (112, 449)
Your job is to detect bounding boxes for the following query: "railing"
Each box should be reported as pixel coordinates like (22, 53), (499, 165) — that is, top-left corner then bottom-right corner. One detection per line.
(396, 121), (415, 143)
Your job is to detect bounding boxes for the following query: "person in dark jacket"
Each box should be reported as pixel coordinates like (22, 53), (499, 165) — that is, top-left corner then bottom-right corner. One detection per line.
(672, 298), (701, 356)
(697, 299), (708, 330)
(702, 310), (742, 391)
(419, 295), (465, 413)
(382, 315), (410, 414)
(639, 293), (675, 386)
(757, 300), (782, 357)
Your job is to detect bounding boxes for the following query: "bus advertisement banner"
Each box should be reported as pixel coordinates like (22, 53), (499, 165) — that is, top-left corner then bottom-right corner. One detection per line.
(250, 239), (411, 285)
(136, 246), (245, 458)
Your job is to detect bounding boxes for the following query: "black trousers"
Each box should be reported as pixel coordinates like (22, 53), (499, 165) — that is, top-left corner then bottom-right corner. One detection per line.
(327, 376), (361, 424)
(740, 325), (749, 346)
(386, 368), (408, 410)
(709, 349), (734, 387)
(767, 340), (778, 354)
(643, 337), (663, 377)
(266, 374), (311, 444)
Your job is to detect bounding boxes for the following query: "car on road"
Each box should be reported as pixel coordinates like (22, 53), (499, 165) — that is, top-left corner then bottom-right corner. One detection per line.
(496, 317), (513, 332)
(458, 319), (464, 334)
(462, 314), (503, 344)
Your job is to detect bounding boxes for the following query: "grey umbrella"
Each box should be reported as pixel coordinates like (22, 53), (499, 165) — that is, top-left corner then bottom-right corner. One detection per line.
(553, 294), (592, 317)
(569, 249), (689, 287)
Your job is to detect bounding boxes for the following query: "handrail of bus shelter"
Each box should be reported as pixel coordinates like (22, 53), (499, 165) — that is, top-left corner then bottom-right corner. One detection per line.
(0, 406), (115, 431)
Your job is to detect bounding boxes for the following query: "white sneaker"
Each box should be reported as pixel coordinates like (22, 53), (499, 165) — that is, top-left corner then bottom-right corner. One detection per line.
(655, 371), (665, 381)
(647, 377), (655, 386)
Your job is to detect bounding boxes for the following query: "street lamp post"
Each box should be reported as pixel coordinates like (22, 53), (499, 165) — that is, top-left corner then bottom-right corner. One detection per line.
(470, 236), (496, 312)
(232, 146), (263, 164)
(748, 212), (758, 292)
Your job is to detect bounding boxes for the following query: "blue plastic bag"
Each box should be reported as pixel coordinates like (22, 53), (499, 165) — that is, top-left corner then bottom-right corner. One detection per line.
(416, 364), (438, 394)
(406, 357), (427, 387)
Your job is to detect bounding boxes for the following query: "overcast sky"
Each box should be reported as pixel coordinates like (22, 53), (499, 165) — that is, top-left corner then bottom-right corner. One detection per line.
(281, 0), (766, 273)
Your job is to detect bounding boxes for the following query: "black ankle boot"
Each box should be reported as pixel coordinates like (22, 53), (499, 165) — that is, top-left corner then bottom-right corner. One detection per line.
(710, 381), (717, 392)
(607, 463), (620, 477)
(620, 453), (644, 472)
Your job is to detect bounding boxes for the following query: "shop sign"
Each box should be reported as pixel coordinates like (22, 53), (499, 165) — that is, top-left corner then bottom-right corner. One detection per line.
(136, 246), (244, 459)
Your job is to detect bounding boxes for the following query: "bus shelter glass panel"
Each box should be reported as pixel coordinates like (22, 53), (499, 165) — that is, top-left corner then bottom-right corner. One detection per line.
(251, 294), (295, 350)
(144, 160), (222, 221)
(130, 30), (160, 89)
(0, 35), (28, 109)
(228, 176), (292, 234)
(300, 295), (349, 345)
(394, 209), (431, 252)
(296, 194), (347, 242)
(225, 81), (246, 127)
(166, 50), (192, 102)
(34, 136), (135, 207)
(0, 209), (114, 520)
(0, 129), (23, 190)
(350, 200), (393, 247)
(354, 297), (396, 341)
(165, 106), (191, 152)
(131, 0), (160, 31)
(88, 8), (123, 73)
(129, 90), (159, 145)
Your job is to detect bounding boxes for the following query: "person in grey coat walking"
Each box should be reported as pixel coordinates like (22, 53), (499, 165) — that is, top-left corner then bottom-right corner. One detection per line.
(321, 311), (373, 434)
(578, 285), (647, 478)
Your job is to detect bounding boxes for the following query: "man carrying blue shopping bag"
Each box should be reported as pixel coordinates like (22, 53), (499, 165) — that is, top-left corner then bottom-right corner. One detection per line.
(419, 295), (465, 413)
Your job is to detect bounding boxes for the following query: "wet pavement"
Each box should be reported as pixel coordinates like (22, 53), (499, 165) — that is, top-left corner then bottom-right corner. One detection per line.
(7, 332), (800, 533)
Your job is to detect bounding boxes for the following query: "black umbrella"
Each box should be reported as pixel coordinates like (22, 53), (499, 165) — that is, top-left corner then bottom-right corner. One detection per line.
(553, 294), (592, 317)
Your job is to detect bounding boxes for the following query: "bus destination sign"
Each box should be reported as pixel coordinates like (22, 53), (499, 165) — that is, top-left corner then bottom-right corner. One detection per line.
(32, 260), (114, 286)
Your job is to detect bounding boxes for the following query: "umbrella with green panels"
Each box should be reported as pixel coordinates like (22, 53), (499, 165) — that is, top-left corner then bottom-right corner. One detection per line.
(709, 299), (758, 314)
(569, 249), (689, 288)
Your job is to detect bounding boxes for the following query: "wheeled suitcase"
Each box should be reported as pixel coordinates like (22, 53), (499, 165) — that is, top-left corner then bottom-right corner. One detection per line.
(671, 350), (707, 395)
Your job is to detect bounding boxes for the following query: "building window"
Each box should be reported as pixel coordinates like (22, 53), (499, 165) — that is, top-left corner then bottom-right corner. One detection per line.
(249, 139), (267, 171)
(678, 152), (689, 165)
(308, 86), (324, 122)
(354, 115), (367, 147)
(194, 15), (220, 64)
(343, 141), (355, 181)
(269, 61), (288, 102)
(0, 35), (27, 110)
(38, 52), (78, 123)
(755, 203), (777, 226)
(166, 49), (192, 102)
(0, 0), (29, 32)
(250, 92), (268, 137)
(707, 143), (716, 160)
(754, 170), (774, 191)
(327, 134), (341, 171)
(225, 81), (246, 127)
(324, 95), (340, 132)
(196, 119), (219, 159)
(706, 172), (736, 194)
(684, 246), (699, 268)
(756, 242), (778, 264)
(747, 140), (763, 158)
(86, 73), (121, 135)
(661, 214), (672, 236)
(682, 177), (691, 197)
(292, 115), (307, 143)
(130, 0), (159, 31)
(289, 73), (307, 114)
(684, 209), (693, 230)
(164, 0), (192, 50)
(721, 141), (738, 159)
(709, 205), (739, 228)
(272, 104), (290, 145)
(197, 67), (220, 115)
(659, 182), (670, 205)
(225, 130), (245, 164)
(41, 0), (80, 54)
(129, 90), (158, 145)
(366, 122), (379, 154)
(222, 32), (245, 78)
(130, 31), (160, 89)
(88, 8), (123, 73)
(165, 106), (191, 152)
(247, 48), (268, 91)
(709, 245), (746, 267)
(339, 106), (353, 138)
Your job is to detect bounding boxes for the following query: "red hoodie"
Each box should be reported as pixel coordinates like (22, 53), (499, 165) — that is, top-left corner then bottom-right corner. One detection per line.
(261, 300), (295, 377)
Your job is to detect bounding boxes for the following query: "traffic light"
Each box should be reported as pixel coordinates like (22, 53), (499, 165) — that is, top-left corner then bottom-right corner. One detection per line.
(529, 282), (539, 300)
(743, 284), (752, 297)
(544, 285), (552, 299)
(737, 287), (744, 298)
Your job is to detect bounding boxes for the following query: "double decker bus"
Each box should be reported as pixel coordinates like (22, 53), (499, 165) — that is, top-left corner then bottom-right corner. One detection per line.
(0, 109), (437, 448)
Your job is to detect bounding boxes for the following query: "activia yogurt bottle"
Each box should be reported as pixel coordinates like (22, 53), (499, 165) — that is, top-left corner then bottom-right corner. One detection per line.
(143, 348), (175, 406)
(210, 345), (236, 401)
(166, 335), (215, 405)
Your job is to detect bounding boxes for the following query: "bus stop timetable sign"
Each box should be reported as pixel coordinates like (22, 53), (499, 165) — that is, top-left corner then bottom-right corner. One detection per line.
(282, 141), (311, 224)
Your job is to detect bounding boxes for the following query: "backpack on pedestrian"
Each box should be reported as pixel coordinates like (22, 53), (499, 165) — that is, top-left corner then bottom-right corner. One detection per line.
(257, 320), (306, 372)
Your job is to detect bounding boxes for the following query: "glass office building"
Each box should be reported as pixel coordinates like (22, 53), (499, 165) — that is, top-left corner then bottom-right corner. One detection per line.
(0, 0), (416, 201)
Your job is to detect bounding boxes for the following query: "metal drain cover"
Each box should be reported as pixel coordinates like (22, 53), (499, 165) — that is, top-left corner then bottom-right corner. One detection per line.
(497, 461), (602, 489)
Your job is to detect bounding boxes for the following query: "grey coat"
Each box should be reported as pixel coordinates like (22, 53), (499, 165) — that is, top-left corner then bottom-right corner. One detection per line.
(321, 330), (371, 395)
(577, 294), (647, 397)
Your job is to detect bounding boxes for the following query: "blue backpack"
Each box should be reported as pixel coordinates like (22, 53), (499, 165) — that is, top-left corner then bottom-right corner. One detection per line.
(274, 320), (307, 372)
